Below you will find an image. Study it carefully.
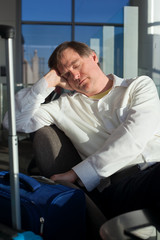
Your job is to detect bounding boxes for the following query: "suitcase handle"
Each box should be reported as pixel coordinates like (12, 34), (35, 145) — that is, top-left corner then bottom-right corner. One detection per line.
(0, 25), (14, 39)
(1, 172), (41, 192)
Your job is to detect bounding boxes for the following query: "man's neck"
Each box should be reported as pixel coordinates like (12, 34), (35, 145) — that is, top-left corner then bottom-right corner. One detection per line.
(81, 74), (113, 97)
(91, 75), (113, 96)
(101, 76), (113, 93)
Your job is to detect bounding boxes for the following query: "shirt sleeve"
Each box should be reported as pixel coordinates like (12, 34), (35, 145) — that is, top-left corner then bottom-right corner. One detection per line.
(73, 76), (160, 191)
(3, 77), (55, 133)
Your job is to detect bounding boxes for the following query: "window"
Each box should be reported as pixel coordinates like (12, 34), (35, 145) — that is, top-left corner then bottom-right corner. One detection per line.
(22, 0), (130, 85)
(22, 25), (71, 81)
(75, 0), (129, 23)
(22, 0), (72, 22)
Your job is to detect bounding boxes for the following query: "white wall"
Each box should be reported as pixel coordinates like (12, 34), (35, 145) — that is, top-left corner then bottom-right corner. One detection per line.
(0, 0), (21, 123)
(103, 26), (114, 75)
(0, 0), (21, 84)
(0, 0), (16, 67)
(130, 0), (160, 94)
(123, 6), (138, 78)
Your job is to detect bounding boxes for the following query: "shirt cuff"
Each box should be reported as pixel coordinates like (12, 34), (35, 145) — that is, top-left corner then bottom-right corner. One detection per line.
(72, 160), (100, 192)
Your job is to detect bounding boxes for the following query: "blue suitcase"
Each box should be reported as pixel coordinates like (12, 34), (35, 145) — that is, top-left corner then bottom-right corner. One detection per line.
(0, 171), (86, 240)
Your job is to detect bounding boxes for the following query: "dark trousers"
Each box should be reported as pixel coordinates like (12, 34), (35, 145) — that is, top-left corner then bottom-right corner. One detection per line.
(86, 162), (160, 220)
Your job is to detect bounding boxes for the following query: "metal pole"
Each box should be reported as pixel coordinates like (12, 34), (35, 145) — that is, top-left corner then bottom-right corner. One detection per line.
(5, 37), (21, 230)
(0, 25), (21, 231)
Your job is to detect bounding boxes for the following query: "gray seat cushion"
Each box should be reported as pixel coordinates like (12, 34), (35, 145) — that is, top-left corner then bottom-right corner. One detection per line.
(33, 124), (82, 178)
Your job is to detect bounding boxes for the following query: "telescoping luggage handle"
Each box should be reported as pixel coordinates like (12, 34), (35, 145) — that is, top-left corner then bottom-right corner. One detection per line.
(0, 25), (21, 230)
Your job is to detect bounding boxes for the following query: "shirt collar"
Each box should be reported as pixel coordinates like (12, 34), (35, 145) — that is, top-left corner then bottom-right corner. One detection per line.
(108, 74), (128, 88)
(72, 74), (128, 98)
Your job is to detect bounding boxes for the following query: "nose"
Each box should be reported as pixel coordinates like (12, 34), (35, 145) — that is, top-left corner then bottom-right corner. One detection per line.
(70, 70), (80, 80)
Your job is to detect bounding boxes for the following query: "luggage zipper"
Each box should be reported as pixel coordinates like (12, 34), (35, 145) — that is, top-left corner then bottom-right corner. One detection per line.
(40, 217), (45, 235)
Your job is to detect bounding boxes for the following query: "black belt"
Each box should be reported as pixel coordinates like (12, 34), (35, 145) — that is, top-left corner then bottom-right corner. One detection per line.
(110, 164), (141, 184)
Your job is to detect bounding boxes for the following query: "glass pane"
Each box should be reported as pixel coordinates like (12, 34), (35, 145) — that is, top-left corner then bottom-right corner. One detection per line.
(22, 0), (72, 22)
(75, 26), (102, 46)
(75, 0), (130, 23)
(75, 26), (123, 77)
(114, 27), (123, 77)
(22, 25), (71, 84)
(75, 25), (103, 66)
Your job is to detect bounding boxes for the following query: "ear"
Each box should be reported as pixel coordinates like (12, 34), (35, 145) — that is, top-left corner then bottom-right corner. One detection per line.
(90, 51), (99, 64)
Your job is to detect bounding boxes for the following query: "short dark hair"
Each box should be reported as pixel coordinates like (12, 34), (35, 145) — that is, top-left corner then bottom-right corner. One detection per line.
(48, 41), (93, 70)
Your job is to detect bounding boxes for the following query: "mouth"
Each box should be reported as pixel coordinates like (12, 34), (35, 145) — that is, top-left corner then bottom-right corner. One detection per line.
(79, 78), (87, 86)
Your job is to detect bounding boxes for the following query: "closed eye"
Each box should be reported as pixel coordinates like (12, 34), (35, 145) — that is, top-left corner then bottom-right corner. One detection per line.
(73, 64), (80, 69)
(63, 72), (70, 80)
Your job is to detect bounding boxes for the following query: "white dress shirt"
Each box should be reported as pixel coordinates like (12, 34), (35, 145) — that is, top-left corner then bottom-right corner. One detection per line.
(3, 74), (160, 191)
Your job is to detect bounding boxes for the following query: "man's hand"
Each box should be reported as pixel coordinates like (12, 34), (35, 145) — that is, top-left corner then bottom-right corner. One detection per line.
(44, 69), (73, 90)
(50, 169), (78, 183)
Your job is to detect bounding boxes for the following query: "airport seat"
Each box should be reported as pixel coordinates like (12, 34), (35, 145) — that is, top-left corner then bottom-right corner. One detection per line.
(31, 125), (160, 240)
(32, 124), (107, 240)
(32, 124), (82, 177)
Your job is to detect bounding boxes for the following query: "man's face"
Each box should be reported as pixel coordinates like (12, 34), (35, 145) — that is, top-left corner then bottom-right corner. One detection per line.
(57, 48), (102, 96)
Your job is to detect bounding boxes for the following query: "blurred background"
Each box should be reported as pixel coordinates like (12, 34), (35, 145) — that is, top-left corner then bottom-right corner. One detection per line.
(1, 0), (160, 124)
(0, 0), (160, 170)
